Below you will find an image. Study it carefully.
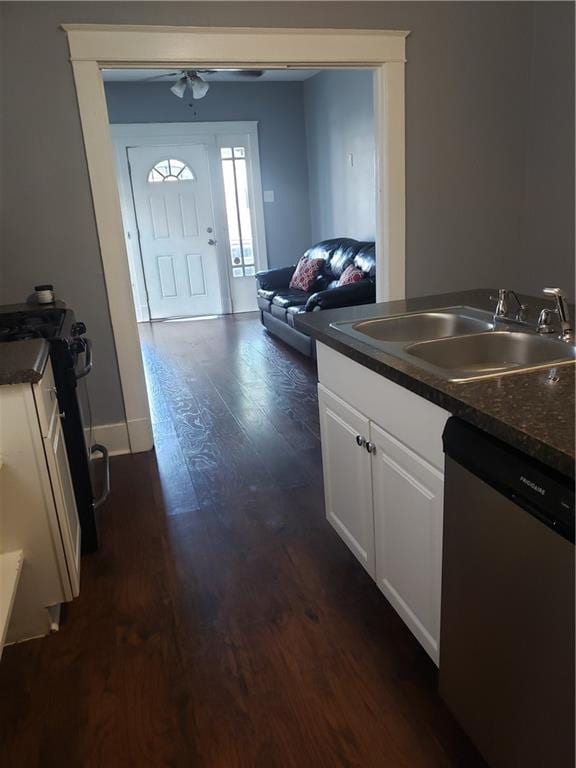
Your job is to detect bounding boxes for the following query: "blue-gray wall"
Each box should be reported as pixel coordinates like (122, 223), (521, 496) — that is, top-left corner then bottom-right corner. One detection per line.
(104, 81), (312, 269)
(304, 70), (376, 243)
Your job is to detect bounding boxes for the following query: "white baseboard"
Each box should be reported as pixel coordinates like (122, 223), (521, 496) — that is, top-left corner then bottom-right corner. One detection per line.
(86, 418), (153, 456)
(87, 422), (130, 456)
(127, 418), (154, 453)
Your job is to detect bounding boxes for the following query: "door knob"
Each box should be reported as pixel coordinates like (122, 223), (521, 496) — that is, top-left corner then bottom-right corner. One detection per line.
(356, 435), (366, 447)
(208, 238), (217, 246)
(365, 442), (375, 454)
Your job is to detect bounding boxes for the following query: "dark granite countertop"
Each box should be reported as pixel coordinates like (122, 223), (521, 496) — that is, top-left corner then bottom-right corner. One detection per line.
(295, 289), (575, 478)
(0, 300), (66, 385)
(0, 299), (67, 314)
(0, 339), (50, 384)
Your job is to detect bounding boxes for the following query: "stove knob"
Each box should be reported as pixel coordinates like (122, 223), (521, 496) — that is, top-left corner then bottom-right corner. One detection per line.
(71, 321), (87, 337)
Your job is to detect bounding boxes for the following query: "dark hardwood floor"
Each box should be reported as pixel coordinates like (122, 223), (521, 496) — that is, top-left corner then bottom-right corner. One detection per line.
(0, 313), (486, 767)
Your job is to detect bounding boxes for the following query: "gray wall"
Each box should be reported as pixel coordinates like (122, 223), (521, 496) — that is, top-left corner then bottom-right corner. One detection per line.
(1, 2), (574, 428)
(522, 3), (575, 298)
(0, 4), (4, 288)
(304, 70), (376, 243)
(104, 80), (312, 270)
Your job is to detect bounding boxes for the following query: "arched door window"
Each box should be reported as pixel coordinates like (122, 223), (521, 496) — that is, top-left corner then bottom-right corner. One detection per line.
(147, 159), (195, 183)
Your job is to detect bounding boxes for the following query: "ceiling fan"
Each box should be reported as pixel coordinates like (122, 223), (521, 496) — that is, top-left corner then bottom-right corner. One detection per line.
(144, 68), (264, 99)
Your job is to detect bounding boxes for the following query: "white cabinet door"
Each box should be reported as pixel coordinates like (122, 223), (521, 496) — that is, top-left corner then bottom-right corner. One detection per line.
(370, 421), (444, 664)
(43, 416), (81, 598)
(318, 385), (375, 576)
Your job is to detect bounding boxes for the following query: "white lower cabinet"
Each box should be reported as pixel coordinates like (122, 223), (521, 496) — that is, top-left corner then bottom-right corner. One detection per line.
(43, 414), (81, 597)
(317, 343), (449, 665)
(0, 358), (81, 648)
(318, 385), (375, 576)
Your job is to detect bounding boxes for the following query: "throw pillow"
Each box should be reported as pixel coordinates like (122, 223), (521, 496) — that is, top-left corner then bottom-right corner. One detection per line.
(338, 265), (364, 287)
(289, 256), (324, 292)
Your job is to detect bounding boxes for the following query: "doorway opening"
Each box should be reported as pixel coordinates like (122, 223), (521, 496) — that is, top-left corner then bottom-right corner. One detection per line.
(66, 24), (408, 453)
(105, 67), (379, 328)
(104, 65), (380, 454)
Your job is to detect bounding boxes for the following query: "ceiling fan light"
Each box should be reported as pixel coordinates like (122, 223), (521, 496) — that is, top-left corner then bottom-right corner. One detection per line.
(189, 75), (210, 99)
(170, 77), (187, 98)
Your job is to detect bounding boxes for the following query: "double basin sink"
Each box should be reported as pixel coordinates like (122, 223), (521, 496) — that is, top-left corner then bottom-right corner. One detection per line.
(331, 306), (576, 382)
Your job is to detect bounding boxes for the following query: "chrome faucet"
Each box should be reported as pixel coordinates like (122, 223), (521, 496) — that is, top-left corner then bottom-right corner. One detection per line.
(536, 308), (556, 335)
(491, 289), (528, 324)
(538, 288), (574, 342)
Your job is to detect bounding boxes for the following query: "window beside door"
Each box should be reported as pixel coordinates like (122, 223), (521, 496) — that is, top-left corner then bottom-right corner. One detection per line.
(220, 147), (256, 278)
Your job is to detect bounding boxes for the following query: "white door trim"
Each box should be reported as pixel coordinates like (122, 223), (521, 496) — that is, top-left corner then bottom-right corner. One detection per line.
(111, 121), (268, 322)
(65, 24), (408, 454)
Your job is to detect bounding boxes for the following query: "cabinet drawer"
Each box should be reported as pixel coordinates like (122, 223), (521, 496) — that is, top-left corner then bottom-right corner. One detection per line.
(33, 358), (58, 438)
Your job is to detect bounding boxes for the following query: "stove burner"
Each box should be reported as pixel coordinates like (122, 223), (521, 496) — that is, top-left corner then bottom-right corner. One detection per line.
(0, 308), (65, 343)
(0, 325), (41, 341)
(9, 329), (42, 341)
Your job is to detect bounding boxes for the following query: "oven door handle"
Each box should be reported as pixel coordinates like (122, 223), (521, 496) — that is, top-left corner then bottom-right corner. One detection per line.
(75, 337), (93, 380)
(91, 443), (110, 510)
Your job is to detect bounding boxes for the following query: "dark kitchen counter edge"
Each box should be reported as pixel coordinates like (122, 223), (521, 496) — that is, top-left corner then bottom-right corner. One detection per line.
(295, 289), (575, 479)
(0, 339), (50, 385)
(0, 301), (67, 385)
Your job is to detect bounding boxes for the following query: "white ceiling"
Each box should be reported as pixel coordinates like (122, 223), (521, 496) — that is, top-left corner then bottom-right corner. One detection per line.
(102, 68), (321, 83)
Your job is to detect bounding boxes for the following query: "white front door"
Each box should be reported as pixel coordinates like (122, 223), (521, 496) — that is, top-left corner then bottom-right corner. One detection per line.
(127, 144), (222, 320)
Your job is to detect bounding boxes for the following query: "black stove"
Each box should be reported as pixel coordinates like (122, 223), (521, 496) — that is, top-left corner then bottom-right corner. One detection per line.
(0, 304), (105, 553)
(0, 309), (65, 341)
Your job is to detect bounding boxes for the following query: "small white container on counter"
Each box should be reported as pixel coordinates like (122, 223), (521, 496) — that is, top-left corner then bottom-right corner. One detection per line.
(34, 285), (55, 304)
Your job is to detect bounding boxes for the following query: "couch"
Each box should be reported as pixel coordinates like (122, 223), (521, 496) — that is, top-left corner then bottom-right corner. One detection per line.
(255, 238), (376, 357)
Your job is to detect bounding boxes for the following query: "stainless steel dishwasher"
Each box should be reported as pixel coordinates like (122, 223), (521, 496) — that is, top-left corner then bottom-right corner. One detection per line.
(440, 418), (574, 768)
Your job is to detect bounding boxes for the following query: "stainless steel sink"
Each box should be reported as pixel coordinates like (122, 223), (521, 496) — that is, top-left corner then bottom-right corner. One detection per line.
(331, 305), (576, 382)
(349, 310), (493, 343)
(405, 331), (576, 381)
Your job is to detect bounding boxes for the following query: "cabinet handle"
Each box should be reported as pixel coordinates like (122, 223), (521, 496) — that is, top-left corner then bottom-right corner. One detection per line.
(356, 435), (366, 447)
(365, 441), (375, 454)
